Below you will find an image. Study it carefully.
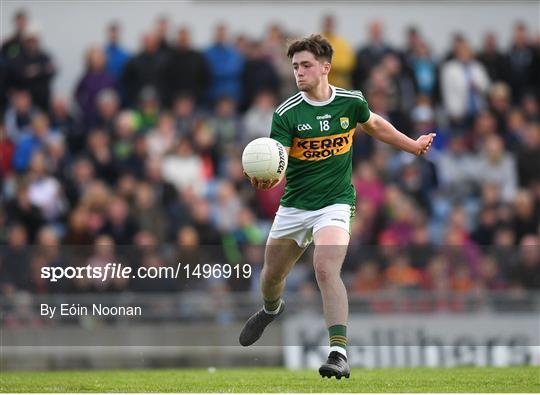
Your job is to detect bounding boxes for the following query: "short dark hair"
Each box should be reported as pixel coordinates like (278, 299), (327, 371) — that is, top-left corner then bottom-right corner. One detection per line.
(286, 34), (334, 63)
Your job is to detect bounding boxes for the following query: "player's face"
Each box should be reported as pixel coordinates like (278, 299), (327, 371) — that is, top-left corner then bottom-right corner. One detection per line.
(291, 51), (329, 92)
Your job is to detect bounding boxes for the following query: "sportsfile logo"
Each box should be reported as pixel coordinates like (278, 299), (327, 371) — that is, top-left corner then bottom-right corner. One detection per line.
(290, 129), (355, 161)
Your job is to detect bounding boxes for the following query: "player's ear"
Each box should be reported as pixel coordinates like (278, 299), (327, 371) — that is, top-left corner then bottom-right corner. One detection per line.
(322, 62), (331, 75)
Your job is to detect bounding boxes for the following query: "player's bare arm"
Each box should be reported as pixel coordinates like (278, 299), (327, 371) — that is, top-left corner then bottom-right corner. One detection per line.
(360, 112), (435, 156)
(244, 147), (291, 190)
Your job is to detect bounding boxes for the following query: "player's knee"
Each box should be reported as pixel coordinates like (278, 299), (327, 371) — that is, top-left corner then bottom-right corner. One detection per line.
(261, 268), (286, 285)
(314, 262), (338, 284)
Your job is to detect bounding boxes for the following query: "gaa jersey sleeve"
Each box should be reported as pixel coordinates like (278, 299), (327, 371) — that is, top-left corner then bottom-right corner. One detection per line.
(354, 92), (371, 124)
(270, 112), (293, 148)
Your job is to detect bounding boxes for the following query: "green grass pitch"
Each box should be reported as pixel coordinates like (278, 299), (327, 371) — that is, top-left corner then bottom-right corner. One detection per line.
(1, 367), (539, 392)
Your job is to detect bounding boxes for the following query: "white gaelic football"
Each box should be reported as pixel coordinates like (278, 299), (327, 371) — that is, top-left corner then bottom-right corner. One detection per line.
(242, 137), (288, 180)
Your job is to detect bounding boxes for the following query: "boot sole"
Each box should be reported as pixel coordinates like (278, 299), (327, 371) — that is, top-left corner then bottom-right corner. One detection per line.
(319, 366), (350, 379)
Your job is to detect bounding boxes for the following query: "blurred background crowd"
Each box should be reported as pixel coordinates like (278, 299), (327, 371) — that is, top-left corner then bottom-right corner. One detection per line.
(0, 10), (539, 300)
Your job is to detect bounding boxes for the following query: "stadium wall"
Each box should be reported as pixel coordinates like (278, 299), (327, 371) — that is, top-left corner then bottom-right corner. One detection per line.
(3, 312), (539, 370)
(284, 313), (540, 369)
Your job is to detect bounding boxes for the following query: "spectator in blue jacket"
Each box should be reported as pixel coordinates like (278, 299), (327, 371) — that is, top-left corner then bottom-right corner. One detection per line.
(12, 112), (56, 172)
(204, 23), (244, 106)
(104, 21), (130, 83)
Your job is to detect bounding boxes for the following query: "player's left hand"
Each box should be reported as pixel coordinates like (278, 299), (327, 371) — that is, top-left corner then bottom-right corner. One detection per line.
(415, 133), (436, 156)
(243, 171), (280, 190)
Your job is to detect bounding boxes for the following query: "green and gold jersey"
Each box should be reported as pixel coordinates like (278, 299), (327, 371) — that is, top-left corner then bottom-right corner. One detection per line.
(270, 86), (370, 211)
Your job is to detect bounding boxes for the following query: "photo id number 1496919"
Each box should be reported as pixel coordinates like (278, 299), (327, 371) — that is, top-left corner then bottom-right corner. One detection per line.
(183, 263), (252, 279)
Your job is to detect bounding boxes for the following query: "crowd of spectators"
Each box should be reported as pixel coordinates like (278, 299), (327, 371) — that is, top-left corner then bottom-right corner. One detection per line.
(1, 11), (539, 299)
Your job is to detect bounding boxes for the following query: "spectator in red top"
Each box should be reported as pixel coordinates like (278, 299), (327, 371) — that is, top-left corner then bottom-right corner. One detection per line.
(353, 161), (385, 210)
(0, 123), (15, 176)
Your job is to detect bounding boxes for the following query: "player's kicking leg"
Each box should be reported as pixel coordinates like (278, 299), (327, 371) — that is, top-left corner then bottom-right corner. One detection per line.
(313, 226), (351, 379)
(239, 237), (305, 346)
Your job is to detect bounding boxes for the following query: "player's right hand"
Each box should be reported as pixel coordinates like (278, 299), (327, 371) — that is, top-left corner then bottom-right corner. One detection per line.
(244, 171), (280, 190)
(415, 133), (436, 156)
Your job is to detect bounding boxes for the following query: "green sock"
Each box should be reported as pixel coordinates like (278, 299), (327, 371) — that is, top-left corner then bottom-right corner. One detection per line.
(329, 324), (347, 350)
(263, 297), (282, 313)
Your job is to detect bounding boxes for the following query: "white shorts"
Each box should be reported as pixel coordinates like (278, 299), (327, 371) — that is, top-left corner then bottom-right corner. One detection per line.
(269, 203), (354, 248)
